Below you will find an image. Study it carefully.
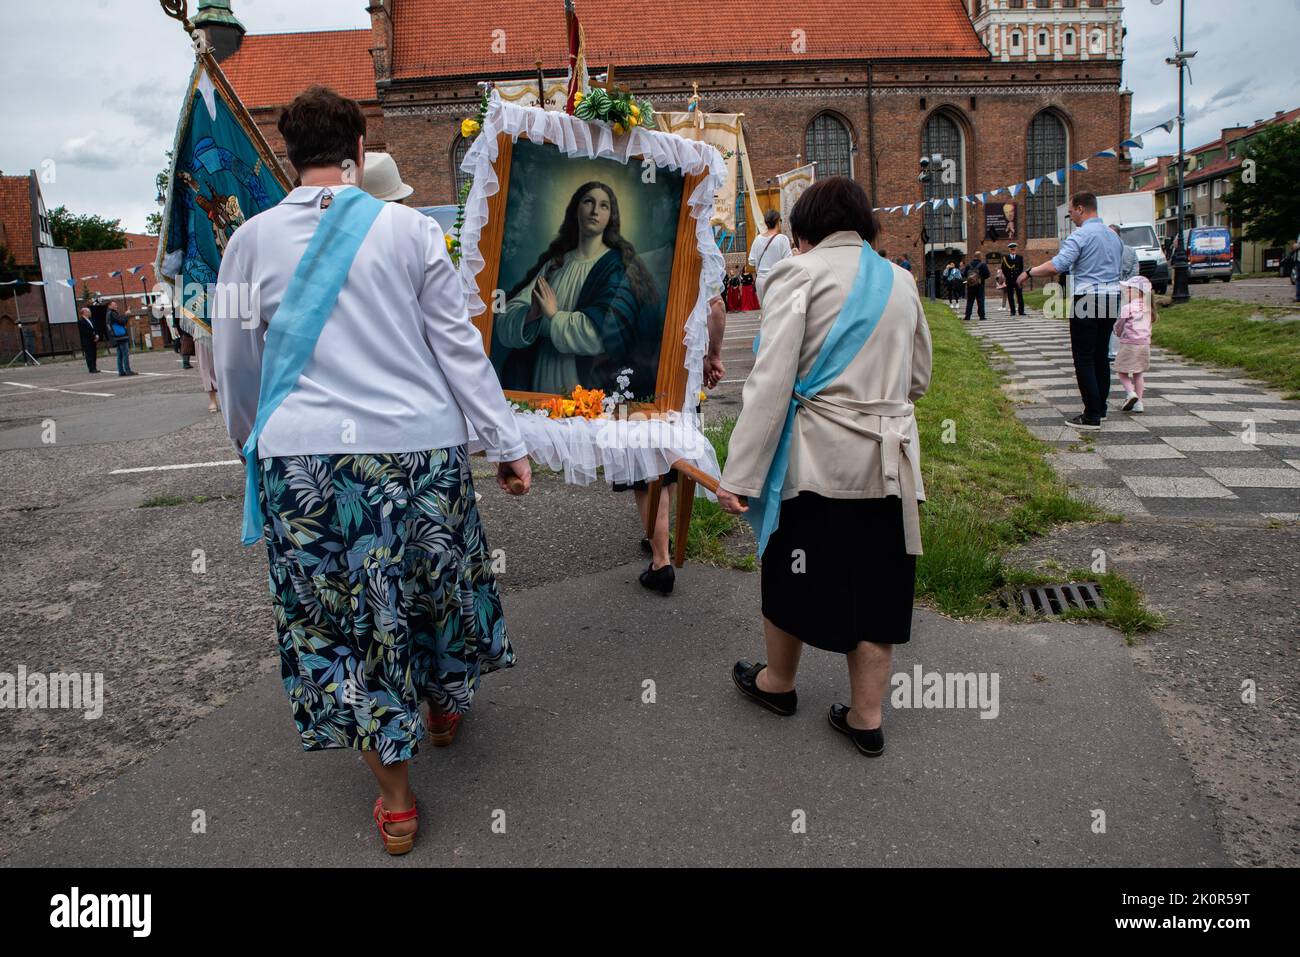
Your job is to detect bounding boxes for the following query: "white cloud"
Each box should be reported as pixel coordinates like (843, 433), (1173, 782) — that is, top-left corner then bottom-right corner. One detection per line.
(57, 134), (128, 171)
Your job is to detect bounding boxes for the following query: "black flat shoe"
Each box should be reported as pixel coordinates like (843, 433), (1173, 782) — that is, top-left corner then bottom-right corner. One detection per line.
(827, 704), (884, 757)
(731, 660), (797, 716)
(638, 561), (674, 596)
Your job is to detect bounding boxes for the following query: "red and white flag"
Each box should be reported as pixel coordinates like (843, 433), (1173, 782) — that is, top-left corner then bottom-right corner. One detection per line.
(564, 0), (588, 114)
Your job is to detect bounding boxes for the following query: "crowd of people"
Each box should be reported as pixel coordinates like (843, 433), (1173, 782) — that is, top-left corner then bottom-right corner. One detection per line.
(193, 86), (932, 855)
(129, 81), (1159, 856)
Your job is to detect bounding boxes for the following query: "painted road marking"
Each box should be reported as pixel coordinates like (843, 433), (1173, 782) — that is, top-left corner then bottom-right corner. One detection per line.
(110, 459), (241, 475)
(2, 381), (114, 398)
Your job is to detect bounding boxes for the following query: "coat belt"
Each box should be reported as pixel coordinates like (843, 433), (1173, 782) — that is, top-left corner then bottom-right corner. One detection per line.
(791, 393), (923, 555)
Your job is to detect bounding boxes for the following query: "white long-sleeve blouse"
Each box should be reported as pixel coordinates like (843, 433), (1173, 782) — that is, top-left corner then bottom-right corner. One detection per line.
(212, 185), (526, 463)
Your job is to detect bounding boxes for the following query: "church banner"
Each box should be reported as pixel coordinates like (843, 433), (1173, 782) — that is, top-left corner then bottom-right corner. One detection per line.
(490, 76), (571, 112)
(155, 53), (290, 340)
(658, 112), (762, 238)
(776, 163), (816, 239)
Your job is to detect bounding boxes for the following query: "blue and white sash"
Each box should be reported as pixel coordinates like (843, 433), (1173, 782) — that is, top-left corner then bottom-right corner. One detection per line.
(239, 187), (385, 545)
(745, 245), (902, 556)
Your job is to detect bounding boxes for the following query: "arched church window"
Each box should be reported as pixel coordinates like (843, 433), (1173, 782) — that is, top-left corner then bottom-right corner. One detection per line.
(804, 113), (852, 181)
(922, 110), (966, 246)
(1026, 110), (1068, 239)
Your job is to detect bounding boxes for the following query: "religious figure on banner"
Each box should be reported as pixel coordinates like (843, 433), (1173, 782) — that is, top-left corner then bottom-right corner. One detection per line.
(176, 170), (245, 254)
(492, 140), (682, 398)
(157, 66), (288, 339)
(496, 180), (663, 396)
(1002, 202), (1019, 240)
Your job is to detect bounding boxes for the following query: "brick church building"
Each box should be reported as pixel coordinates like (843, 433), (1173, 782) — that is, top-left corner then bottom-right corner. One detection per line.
(204, 0), (1132, 270)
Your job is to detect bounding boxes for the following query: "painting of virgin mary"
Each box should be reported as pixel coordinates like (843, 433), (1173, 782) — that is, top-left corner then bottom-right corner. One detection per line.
(493, 178), (668, 398)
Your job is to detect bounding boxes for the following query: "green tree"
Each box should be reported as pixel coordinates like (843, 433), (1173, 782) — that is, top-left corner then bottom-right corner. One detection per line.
(1223, 122), (1300, 245)
(49, 206), (126, 251)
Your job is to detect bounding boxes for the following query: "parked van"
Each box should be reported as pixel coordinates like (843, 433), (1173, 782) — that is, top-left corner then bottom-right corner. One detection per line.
(1187, 226), (1234, 283)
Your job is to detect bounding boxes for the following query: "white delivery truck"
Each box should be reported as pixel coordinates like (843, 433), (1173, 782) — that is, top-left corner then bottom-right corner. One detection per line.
(1056, 192), (1170, 293)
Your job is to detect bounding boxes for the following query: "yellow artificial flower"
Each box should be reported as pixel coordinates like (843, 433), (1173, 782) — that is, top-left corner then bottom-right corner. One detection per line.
(461, 117), (481, 138)
(630, 104), (641, 119)
(445, 234), (455, 253)
(699, 389), (708, 403)
(561, 399), (577, 417)
(573, 91), (585, 104)
(612, 121), (626, 136)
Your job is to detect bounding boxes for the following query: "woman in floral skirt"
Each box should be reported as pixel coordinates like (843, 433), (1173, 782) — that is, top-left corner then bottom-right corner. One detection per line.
(214, 87), (531, 855)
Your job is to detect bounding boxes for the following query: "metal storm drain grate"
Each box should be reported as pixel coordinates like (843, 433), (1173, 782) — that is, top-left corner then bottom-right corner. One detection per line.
(1013, 582), (1106, 616)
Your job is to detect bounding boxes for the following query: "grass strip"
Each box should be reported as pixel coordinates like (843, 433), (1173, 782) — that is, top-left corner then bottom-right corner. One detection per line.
(914, 300), (1096, 615)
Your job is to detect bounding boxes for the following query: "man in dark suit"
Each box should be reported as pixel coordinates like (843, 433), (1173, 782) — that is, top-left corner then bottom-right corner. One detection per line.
(77, 306), (100, 372)
(1002, 242), (1026, 316)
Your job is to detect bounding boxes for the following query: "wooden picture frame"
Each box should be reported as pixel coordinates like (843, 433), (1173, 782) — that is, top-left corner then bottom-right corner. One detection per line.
(471, 131), (705, 417)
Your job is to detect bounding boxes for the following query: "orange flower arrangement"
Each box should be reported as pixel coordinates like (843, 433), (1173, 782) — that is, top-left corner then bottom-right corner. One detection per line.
(571, 386), (607, 419)
(532, 386), (607, 420)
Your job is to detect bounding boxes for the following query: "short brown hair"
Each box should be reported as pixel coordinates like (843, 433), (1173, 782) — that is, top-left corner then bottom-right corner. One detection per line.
(788, 176), (879, 247)
(278, 86), (366, 172)
(1071, 191), (1098, 212)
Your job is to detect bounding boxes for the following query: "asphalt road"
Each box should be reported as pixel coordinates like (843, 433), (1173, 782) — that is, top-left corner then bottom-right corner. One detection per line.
(0, 330), (1230, 866)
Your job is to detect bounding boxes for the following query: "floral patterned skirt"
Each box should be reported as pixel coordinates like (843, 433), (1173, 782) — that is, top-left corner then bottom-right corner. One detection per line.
(259, 446), (515, 766)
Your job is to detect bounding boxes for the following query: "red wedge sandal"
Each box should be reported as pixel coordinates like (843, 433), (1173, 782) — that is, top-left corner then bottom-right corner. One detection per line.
(427, 712), (462, 747)
(373, 795), (418, 856)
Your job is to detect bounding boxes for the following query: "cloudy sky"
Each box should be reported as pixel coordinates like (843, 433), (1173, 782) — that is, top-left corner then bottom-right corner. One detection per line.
(1, 0), (1296, 233)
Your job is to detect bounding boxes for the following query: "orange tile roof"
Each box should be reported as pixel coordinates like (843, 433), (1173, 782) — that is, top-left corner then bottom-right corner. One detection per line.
(221, 29), (377, 110)
(0, 174), (35, 267)
(392, 0), (989, 79)
(70, 241), (161, 299)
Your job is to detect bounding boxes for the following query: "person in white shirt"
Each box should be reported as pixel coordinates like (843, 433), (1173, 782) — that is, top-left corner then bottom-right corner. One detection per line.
(747, 209), (793, 302)
(213, 86), (531, 856)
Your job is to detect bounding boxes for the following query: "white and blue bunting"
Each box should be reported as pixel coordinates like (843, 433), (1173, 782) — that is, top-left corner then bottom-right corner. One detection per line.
(873, 118), (1174, 215)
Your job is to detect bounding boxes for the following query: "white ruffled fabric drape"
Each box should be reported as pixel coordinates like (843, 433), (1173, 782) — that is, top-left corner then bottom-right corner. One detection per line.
(458, 94), (728, 489)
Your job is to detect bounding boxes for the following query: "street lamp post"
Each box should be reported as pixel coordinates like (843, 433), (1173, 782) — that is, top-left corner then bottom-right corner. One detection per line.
(919, 153), (943, 299)
(1167, 0), (1196, 304)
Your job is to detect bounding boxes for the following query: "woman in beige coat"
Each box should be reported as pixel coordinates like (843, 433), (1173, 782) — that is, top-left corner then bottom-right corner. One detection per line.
(716, 177), (932, 758)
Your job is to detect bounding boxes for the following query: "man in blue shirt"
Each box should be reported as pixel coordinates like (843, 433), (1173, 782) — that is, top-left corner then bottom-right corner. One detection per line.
(1019, 191), (1124, 429)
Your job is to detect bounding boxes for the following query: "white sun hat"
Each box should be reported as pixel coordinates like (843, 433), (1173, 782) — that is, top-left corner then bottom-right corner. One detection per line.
(361, 151), (414, 202)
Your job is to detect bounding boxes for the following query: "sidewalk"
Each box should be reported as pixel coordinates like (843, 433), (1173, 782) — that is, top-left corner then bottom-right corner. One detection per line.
(966, 308), (1300, 522)
(4, 563), (1225, 868)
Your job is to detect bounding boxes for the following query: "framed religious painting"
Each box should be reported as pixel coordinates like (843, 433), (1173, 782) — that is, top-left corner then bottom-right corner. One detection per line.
(465, 122), (707, 416)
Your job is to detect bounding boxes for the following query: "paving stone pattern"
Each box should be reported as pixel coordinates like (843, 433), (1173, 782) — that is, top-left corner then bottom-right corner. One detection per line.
(964, 309), (1300, 522)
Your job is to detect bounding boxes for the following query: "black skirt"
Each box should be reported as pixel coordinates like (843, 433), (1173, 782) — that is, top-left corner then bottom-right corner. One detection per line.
(760, 492), (917, 653)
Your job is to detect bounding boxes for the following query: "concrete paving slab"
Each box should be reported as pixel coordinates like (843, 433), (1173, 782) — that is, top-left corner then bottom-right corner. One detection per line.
(1096, 444), (1185, 460)
(1203, 468), (1300, 489)
(1050, 452), (1107, 470)
(1069, 486), (1151, 515)
(1135, 416), (1219, 428)
(1193, 409), (1274, 424)
(1, 564), (1225, 868)
(1164, 437), (1262, 453)
(1121, 476), (1236, 499)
